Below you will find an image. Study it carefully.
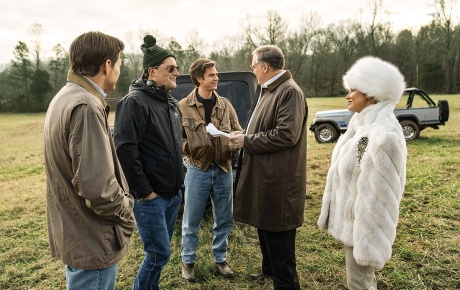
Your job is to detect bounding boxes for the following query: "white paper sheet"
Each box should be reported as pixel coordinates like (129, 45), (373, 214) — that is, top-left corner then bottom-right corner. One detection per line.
(206, 123), (230, 137)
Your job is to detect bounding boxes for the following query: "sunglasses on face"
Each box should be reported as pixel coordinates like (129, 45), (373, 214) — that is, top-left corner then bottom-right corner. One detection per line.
(155, 65), (180, 73)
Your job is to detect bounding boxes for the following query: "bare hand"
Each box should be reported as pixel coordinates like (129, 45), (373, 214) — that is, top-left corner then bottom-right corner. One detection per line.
(229, 132), (245, 149)
(142, 191), (157, 200)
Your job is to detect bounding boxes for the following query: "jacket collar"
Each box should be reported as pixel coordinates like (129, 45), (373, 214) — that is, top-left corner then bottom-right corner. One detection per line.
(185, 88), (225, 109)
(67, 71), (110, 114)
(266, 70), (292, 93)
(131, 77), (170, 102)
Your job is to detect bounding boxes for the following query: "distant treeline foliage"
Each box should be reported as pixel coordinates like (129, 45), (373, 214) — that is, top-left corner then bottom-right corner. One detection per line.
(0, 2), (459, 112)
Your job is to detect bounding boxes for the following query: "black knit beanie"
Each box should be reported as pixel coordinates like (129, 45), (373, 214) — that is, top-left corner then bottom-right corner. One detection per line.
(141, 35), (175, 73)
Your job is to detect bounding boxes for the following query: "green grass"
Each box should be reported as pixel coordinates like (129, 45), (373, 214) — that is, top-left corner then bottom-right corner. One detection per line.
(1, 95), (459, 289)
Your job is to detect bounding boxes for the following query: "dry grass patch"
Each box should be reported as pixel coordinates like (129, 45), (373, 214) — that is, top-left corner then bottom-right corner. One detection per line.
(1, 95), (459, 289)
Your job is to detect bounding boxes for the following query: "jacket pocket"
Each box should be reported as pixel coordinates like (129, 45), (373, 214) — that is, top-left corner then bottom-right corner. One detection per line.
(112, 224), (129, 250)
(183, 117), (203, 131)
(182, 117), (213, 161)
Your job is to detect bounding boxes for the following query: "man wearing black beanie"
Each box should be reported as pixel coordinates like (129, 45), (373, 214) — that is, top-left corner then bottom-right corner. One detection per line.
(114, 35), (183, 290)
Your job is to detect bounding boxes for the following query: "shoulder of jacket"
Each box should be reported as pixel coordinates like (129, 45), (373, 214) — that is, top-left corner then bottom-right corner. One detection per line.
(179, 97), (188, 106)
(121, 90), (143, 102)
(118, 91), (155, 113)
(63, 84), (100, 107)
(215, 95), (232, 108)
(181, 90), (199, 107)
(269, 81), (303, 99)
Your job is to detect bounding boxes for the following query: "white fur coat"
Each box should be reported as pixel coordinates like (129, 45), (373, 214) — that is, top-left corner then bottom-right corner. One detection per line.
(317, 101), (407, 270)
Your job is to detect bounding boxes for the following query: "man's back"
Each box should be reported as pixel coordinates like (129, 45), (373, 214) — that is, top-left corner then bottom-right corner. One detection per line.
(44, 74), (134, 270)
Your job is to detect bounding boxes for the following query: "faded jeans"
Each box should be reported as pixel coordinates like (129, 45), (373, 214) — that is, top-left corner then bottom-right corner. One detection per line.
(181, 163), (234, 264)
(65, 264), (117, 290)
(132, 191), (182, 290)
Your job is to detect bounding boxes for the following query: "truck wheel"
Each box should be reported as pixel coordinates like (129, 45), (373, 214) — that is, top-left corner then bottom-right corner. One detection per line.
(400, 120), (420, 141)
(438, 100), (449, 122)
(314, 123), (339, 143)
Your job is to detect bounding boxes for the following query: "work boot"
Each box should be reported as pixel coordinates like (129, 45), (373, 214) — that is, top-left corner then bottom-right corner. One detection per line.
(215, 261), (234, 278)
(182, 263), (195, 281)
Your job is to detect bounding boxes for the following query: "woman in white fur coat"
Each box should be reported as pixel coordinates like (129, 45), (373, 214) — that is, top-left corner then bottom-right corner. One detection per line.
(317, 56), (407, 290)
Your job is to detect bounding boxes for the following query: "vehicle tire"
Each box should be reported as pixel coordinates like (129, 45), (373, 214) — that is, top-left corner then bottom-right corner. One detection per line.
(438, 100), (449, 122)
(400, 120), (420, 141)
(314, 123), (339, 143)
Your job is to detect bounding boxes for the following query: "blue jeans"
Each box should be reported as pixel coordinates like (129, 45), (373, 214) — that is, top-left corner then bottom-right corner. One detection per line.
(65, 264), (117, 290)
(132, 191), (182, 290)
(181, 164), (234, 264)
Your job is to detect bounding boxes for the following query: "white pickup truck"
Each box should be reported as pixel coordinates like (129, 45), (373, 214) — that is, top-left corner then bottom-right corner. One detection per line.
(309, 88), (449, 143)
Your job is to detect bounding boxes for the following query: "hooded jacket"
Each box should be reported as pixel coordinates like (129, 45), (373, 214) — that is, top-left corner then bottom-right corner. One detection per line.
(43, 72), (135, 270)
(114, 77), (183, 199)
(317, 101), (407, 270)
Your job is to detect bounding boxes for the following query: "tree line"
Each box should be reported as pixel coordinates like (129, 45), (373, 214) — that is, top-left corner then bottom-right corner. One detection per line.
(0, 0), (458, 112)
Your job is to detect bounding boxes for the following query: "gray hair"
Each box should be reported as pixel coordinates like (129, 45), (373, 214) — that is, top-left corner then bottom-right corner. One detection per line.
(253, 45), (285, 70)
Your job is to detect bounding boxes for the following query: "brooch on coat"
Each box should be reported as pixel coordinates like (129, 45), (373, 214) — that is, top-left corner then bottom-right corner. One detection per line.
(357, 137), (369, 166)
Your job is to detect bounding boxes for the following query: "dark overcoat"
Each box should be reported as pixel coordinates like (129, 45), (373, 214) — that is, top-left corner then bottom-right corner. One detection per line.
(234, 71), (308, 231)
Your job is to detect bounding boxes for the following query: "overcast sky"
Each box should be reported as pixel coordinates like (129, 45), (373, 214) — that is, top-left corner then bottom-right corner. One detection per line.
(0, 0), (455, 65)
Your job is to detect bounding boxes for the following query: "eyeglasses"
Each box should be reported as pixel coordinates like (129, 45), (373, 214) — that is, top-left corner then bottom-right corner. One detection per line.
(249, 63), (262, 71)
(155, 65), (180, 73)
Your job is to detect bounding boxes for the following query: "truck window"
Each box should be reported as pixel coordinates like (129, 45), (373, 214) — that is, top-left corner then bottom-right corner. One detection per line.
(411, 93), (431, 108)
(396, 94), (409, 109)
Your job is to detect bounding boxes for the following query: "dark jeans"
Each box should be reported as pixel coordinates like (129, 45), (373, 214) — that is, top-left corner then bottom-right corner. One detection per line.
(258, 228), (300, 290)
(132, 192), (182, 290)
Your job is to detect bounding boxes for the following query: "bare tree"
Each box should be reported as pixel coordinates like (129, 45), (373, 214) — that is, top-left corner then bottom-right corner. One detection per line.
(48, 44), (68, 93)
(432, 0), (459, 92)
(123, 31), (143, 81)
(310, 30), (338, 96)
(352, 0), (393, 57)
(394, 30), (417, 86)
(29, 23), (43, 71)
(8, 41), (33, 110)
(326, 20), (358, 69)
(241, 10), (288, 49)
(285, 12), (320, 79)
(209, 35), (247, 71)
(185, 29), (204, 55)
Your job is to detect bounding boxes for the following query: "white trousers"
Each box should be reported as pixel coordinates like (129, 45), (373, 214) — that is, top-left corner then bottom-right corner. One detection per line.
(345, 246), (377, 290)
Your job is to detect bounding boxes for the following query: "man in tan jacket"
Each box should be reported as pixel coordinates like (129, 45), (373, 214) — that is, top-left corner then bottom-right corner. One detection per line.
(179, 58), (242, 281)
(43, 31), (135, 290)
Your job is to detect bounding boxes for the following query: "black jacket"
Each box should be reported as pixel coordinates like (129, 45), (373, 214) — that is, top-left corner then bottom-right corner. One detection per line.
(114, 77), (183, 199)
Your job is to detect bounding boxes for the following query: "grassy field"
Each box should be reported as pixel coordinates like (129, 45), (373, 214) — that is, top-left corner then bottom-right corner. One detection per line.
(0, 94), (459, 289)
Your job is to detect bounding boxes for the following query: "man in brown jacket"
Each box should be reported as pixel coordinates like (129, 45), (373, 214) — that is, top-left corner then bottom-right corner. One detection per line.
(43, 31), (135, 290)
(229, 45), (308, 290)
(179, 58), (242, 280)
